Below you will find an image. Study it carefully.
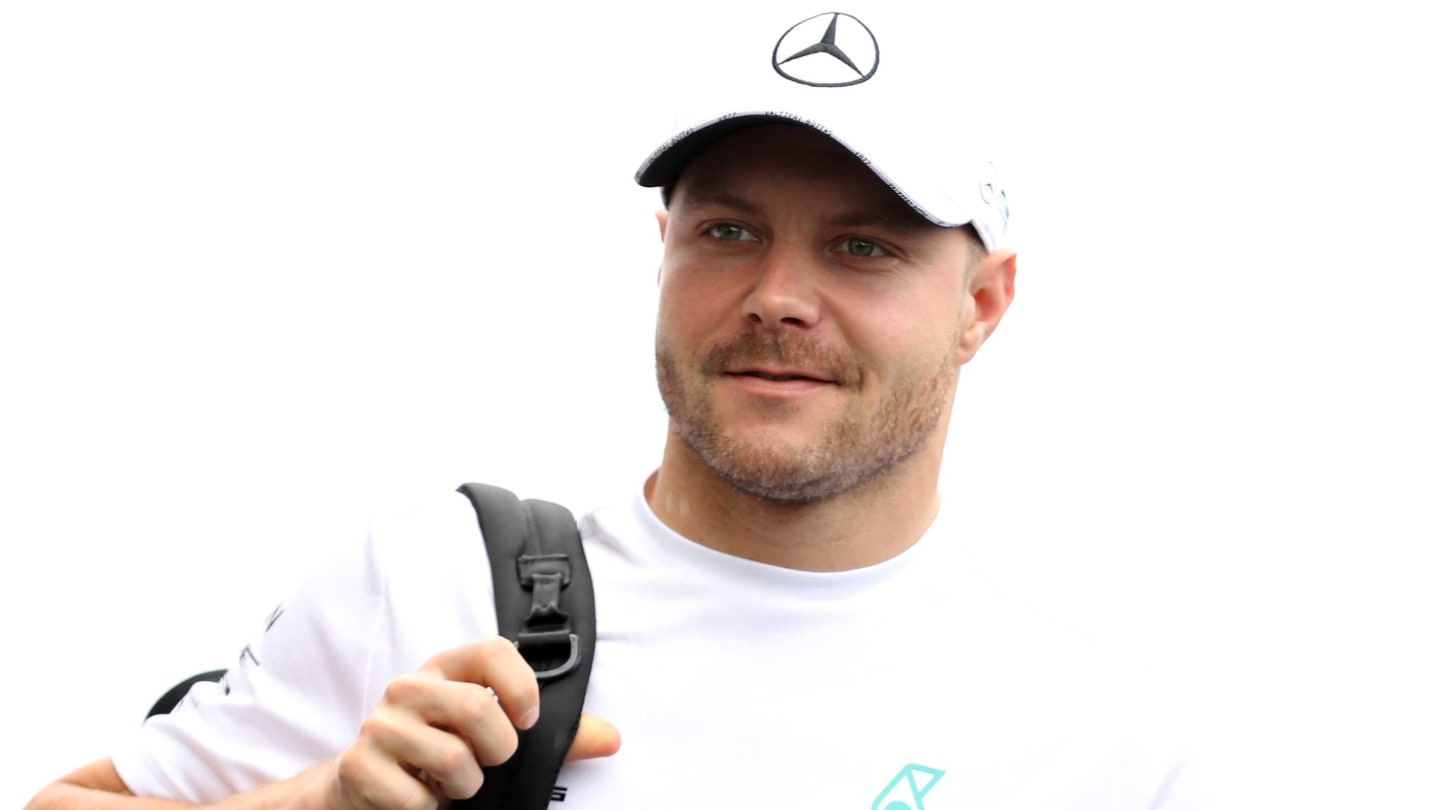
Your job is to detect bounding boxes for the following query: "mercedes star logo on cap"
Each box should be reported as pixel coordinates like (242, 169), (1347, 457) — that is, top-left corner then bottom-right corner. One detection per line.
(772, 12), (879, 88)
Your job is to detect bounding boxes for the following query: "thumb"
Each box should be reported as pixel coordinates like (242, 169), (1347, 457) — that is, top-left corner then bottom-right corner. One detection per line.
(565, 712), (621, 761)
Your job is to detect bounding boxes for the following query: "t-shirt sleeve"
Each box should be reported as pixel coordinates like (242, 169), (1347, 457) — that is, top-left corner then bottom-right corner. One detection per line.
(112, 513), (395, 802)
(111, 491), (499, 801)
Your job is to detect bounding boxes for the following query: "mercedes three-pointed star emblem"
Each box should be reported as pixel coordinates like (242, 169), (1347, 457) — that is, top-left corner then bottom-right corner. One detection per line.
(772, 12), (880, 88)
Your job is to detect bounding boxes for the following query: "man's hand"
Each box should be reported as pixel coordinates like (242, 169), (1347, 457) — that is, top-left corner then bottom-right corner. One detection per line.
(26, 638), (618, 810)
(328, 638), (620, 809)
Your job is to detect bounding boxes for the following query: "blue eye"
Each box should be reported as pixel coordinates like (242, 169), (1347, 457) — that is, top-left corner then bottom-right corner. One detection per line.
(842, 238), (887, 257)
(709, 224), (756, 241)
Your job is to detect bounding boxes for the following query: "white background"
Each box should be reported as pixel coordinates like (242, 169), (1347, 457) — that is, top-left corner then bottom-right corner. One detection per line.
(2, 1), (1436, 807)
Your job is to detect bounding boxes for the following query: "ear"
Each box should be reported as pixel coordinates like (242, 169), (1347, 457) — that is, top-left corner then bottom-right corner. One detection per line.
(955, 249), (1017, 365)
(655, 210), (669, 285)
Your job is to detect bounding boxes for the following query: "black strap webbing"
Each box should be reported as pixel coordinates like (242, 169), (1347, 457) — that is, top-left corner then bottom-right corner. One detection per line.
(453, 483), (596, 810)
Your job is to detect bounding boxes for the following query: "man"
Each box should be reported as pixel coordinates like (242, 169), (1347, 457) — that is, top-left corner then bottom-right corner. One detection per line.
(29, 8), (1195, 810)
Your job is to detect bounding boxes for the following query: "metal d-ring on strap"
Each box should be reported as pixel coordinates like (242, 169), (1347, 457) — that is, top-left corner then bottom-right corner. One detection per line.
(515, 551), (583, 681)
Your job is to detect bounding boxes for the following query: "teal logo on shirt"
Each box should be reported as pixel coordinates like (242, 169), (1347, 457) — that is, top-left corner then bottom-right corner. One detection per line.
(871, 763), (944, 810)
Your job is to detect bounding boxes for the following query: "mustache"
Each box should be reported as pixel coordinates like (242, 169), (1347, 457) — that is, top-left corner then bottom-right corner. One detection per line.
(698, 331), (863, 388)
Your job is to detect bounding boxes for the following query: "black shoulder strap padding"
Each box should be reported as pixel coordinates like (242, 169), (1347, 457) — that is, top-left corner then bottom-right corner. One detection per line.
(453, 483), (596, 810)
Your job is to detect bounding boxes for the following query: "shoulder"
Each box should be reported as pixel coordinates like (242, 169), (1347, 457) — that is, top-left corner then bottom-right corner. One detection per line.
(363, 489), (487, 568)
(347, 489), (495, 623)
(234, 488), (500, 676)
(269, 489), (485, 607)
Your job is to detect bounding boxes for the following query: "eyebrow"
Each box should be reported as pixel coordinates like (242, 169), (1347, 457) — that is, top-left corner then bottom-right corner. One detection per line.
(674, 187), (763, 216)
(677, 187), (934, 235)
(823, 206), (934, 234)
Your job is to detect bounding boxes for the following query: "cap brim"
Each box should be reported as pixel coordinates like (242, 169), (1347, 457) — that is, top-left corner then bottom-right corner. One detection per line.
(635, 114), (816, 189)
(634, 112), (1004, 252)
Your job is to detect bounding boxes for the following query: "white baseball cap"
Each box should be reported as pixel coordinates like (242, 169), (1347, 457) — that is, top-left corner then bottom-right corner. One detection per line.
(634, 7), (1012, 252)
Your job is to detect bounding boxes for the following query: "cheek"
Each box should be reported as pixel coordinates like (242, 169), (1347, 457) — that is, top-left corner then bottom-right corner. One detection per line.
(658, 261), (733, 330)
(848, 301), (965, 379)
(654, 277), (687, 339)
(655, 271), (711, 353)
(656, 256), (692, 305)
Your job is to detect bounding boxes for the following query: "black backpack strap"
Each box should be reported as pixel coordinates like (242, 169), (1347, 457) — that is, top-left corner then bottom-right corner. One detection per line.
(145, 669), (228, 719)
(453, 483), (596, 810)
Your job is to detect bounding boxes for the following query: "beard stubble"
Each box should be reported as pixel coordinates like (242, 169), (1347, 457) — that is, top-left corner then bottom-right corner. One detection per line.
(655, 328), (958, 505)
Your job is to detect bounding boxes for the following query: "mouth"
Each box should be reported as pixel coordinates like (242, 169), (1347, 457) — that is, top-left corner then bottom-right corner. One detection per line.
(739, 371), (824, 383)
(728, 368), (834, 385)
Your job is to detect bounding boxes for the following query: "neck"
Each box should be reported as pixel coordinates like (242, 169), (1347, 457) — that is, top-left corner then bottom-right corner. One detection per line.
(645, 432), (945, 572)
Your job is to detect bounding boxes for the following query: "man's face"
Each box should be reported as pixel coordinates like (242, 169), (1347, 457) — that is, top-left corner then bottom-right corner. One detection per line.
(654, 124), (997, 505)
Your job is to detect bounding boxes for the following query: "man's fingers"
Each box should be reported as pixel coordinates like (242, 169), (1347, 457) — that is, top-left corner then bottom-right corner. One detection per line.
(565, 713), (622, 762)
(379, 675), (522, 767)
(421, 639), (542, 730)
(333, 743), (443, 810)
(355, 707), (486, 798)
(338, 638), (616, 809)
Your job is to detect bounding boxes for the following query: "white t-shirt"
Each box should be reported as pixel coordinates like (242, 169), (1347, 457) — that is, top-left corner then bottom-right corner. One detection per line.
(114, 485), (1199, 808)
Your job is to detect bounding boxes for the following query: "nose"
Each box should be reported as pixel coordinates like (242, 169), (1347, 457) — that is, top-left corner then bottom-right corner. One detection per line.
(741, 240), (821, 330)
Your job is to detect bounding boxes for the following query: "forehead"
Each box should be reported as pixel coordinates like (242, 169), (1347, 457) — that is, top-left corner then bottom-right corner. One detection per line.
(670, 124), (932, 230)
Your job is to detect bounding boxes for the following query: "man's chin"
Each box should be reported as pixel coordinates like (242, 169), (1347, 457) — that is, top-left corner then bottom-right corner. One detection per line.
(712, 466), (837, 506)
(693, 436), (846, 505)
